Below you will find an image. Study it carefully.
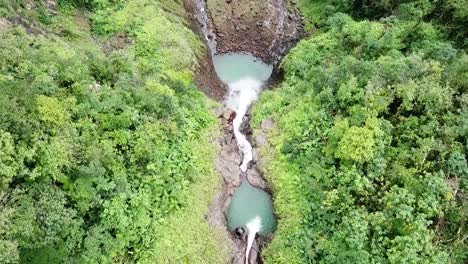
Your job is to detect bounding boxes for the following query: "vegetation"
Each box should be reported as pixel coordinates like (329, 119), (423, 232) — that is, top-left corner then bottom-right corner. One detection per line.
(1, 0), (467, 264)
(0, 0), (229, 263)
(255, 1), (467, 263)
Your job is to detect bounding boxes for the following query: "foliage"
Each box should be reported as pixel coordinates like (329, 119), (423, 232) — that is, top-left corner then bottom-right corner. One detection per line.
(0, 1), (229, 263)
(328, 0), (468, 47)
(254, 7), (468, 264)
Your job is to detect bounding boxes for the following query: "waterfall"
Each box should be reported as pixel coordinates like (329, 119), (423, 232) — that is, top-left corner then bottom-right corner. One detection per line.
(226, 78), (263, 263)
(193, 0), (216, 54)
(245, 216), (262, 264)
(225, 78), (263, 172)
(214, 53), (273, 264)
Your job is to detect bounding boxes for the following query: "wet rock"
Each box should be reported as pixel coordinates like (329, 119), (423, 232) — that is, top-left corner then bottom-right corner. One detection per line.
(216, 156), (241, 182)
(261, 118), (275, 130)
(240, 125), (249, 135)
(231, 238), (248, 264)
(216, 136), (242, 184)
(226, 184), (236, 196)
(247, 169), (267, 190)
(223, 195), (232, 212)
(223, 109), (233, 120)
(249, 239), (259, 264)
(224, 123), (233, 133)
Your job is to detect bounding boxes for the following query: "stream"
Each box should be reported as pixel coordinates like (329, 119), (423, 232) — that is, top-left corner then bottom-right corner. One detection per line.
(214, 53), (271, 172)
(214, 53), (277, 263)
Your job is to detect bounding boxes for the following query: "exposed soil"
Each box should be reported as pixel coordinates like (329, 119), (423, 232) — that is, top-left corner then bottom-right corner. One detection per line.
(8, 16), (47, 35)
(0, 18), (12, 32)
(102, 33), (135, 53)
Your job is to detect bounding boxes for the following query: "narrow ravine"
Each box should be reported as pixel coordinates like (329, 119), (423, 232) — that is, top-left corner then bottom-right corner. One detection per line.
(214, 53), (276, 264)
(184, 0), (304, 263)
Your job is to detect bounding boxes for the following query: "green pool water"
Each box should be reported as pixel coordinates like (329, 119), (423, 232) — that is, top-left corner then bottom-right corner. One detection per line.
(213, 53), (272, 83)
(227, 181), (277, 235)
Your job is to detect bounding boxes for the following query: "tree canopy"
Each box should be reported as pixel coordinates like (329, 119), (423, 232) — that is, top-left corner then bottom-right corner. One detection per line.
(0, 0), (229, 263)
(254, 1), (467, 263)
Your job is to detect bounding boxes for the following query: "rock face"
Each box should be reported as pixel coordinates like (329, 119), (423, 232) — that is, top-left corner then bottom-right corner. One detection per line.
(206, 0), (303, 66)
(246, 168), (268, 190)
(0, 18), (12, 32)
(184, 0), (302, 100)
(46, 0), (58, 16)
(261, 118), (276, 130)
(210, 108), (276, 264)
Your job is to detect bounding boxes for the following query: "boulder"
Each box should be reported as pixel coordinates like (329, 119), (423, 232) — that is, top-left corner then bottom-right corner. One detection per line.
(246, 169), (267, 190)
(261, 118), (275, 130)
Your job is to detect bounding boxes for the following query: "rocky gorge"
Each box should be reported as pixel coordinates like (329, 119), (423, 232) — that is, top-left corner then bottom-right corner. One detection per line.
(184, 0), (304, 263)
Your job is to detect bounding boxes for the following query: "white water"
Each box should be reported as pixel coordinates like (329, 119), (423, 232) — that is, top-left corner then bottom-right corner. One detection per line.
(226, 78), (263, 172)
(214, 53), (271, 172)
(225, 74), (264, 264)
(245, 216), (262, 264)
(194, 0), (216, 53)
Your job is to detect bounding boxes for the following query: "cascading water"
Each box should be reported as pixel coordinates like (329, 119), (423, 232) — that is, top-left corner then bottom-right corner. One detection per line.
(226, 78), (262, 172)
(193, 0), (216, 53)
(213, 52), (276, 264)
(214, 53), (272, 172)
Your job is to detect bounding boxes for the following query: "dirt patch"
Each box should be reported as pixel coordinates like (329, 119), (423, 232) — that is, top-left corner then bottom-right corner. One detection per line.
(0, 18), (12, 32)
(8, 16), (46, 35)
(102, 33), (135, 53)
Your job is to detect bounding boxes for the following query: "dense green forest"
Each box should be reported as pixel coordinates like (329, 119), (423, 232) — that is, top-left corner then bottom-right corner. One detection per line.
(1, 0), (467, 263)
(0, 0), (229, 263)
(254, 0), (467, 263)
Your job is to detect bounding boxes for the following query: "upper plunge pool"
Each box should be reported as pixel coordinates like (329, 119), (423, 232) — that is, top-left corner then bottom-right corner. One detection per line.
(213, 53), (273, 83)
